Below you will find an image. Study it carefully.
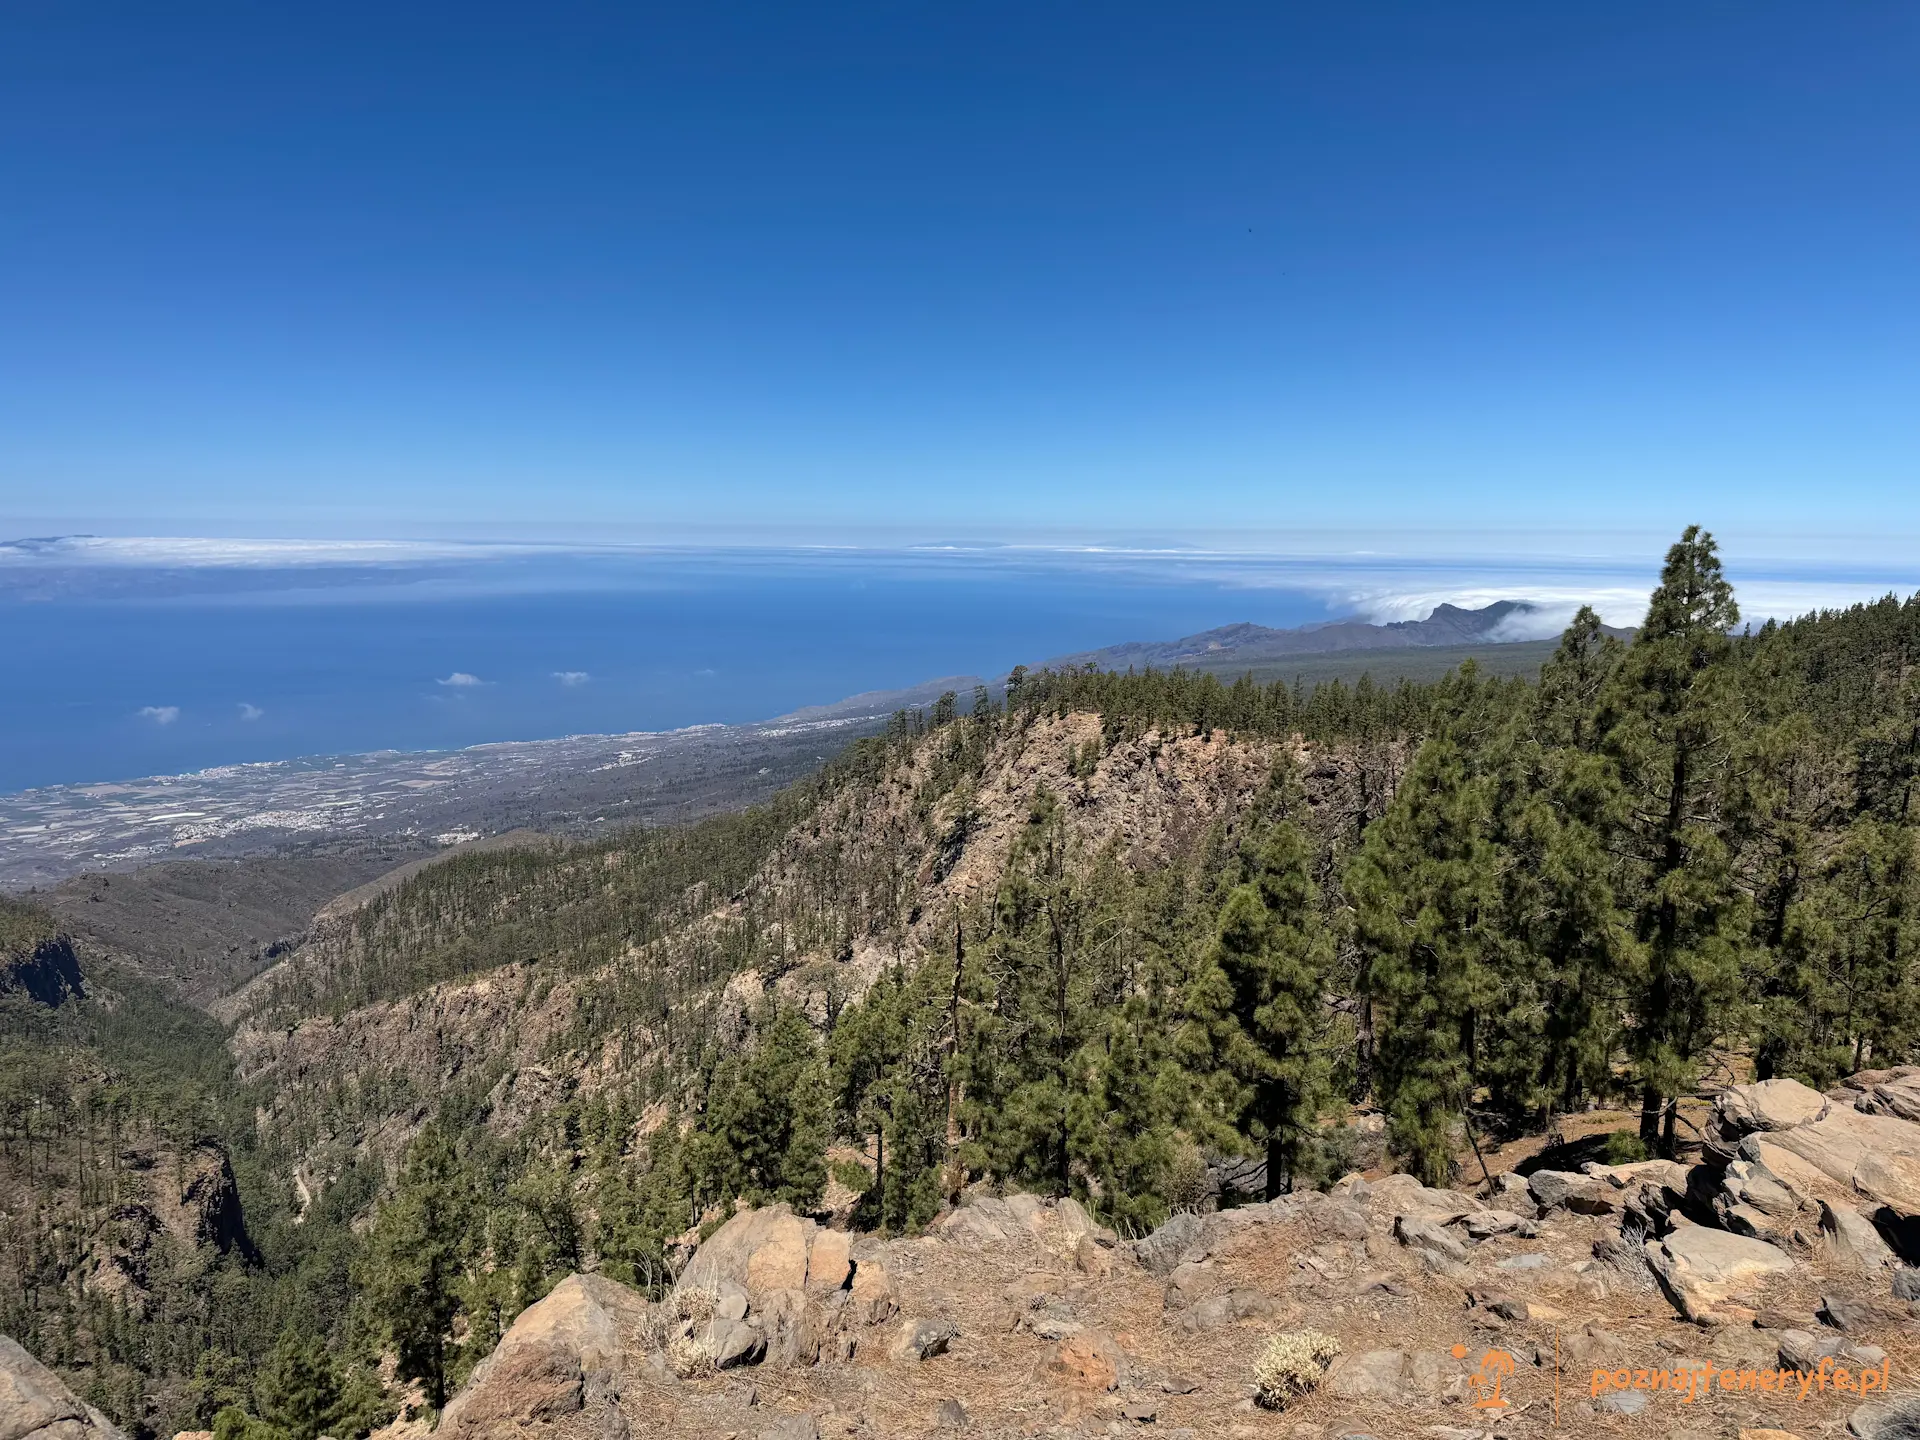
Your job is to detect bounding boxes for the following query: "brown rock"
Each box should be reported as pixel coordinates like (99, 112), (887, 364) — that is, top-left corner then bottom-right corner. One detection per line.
(804, 1230), (852, 1295)
(846, 1259), (896, 1326)
(1043, 1329), (1123, 1393)
(439, 1273), (648, 1436)
(678, 1205), (820, 1302)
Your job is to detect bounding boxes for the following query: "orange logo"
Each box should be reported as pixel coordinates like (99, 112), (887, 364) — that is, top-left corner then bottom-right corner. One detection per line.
(1453, 1343), (1516, 1410)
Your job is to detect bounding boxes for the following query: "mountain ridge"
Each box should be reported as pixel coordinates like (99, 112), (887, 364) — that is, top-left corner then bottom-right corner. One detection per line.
(1049, 599), (1620, 673)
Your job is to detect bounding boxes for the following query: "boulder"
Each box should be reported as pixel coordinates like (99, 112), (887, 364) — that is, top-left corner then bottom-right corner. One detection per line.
(1393, 1215), (1469, 1264)
(1461, 1209), (1523, 1240)
(1369, 1173), (1484, 1223)
(1849, 1069), (1920, 1124)
(1848, 1395), (1920, 1439)
(439, 1273), (648, 1436)
(1822, 1202), (1897, 1273)
(1527, 1170), (1617, 1214)
(1737, 1105), (1920, 1221)
(1173, 1288), (1279, 1332)
(1042, 1330), (1123, 1393)
(894, 1318), (957, 1361)
(678, 1205), (818, 1302)
(1718, 1078), (1832, 1134)
(1132, 1211), (1206, 1275)
(708, 1318), (765, 1370)
(1643, 1223), (1796, 1323)
(0, 1334), (130, 1440)
(756, 1288), (827, 1369)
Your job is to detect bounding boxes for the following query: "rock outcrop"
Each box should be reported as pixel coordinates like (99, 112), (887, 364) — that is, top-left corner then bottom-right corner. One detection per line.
(1711, 1075), (1920, 1264)
(439, 1273), (648, 1439)
(0, 1335), (129, 1440)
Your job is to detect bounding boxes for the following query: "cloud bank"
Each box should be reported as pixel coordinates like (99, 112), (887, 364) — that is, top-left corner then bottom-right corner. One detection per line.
(138, 705), (180, 725)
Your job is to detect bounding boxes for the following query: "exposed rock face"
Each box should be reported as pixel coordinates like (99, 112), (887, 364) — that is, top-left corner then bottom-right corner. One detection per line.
(1643, 1221), (1797, 1322)
(1711, 1075), (1920, 1262)
(439, 1273), (648, 1438)
(0, 1334), (129, 1440)
(0, 934), (84, 1008)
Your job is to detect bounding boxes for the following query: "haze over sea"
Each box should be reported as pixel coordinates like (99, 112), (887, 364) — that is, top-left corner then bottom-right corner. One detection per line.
(4, 532), (1916, 796)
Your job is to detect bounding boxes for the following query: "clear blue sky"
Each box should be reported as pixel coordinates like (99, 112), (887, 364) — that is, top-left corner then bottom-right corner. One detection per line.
(3, 3), (1917, 543)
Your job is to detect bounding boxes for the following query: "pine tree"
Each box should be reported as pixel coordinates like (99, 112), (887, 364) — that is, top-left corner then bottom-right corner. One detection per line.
(255, 1332), (341, 1440)
(1482, 611), (1635, 1125)
(1180, 818), (1331, 1198)
(692, 1002), (830, 1209)
(1764, 816), (1920, 1083)
(359, 1123), (469, 1408)
(1599, 526), (1750, 1154)
(1350, 682), (1501, 1186)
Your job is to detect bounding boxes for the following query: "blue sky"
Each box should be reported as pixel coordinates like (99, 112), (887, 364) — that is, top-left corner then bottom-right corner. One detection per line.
(4, 2), (1918, 545)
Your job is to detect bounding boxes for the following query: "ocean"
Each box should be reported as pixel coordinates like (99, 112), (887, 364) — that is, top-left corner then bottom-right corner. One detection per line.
(5, 536), (1910, 796)
(0, 546), (1343, 793)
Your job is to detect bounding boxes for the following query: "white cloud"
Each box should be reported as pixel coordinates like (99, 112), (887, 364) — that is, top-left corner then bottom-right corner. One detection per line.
(437, 672), (484, 687)
(138, 705), (180, 725)
(238, 702), (264, 721)
(553, 670), (591, 687)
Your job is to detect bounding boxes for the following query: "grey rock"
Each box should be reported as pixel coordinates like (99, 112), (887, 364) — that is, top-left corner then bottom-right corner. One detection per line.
(1778, 1327), (1846, 1369)
(1175, 1288), (1276, 1332)
(1121, 1400), (1158, 1421)
(935, 1398), (968, 1428)
(1132, 1212), (1206, 1276)
(1160, 1375), (1199, 1394)
(0, 1334), (131, 1440)
(1850, 1396), (1920, 1439)
(1596, 1389), (1649, 1416)
(1642, 1223), (1795, 1322)
(1893, 1267), (1920, 1302)
(1323, 1348), (1468, 1406)
(709, 1319), (766, 1369)
(1822, 1200), (1897, 1272)
(1314, 1200), (1371, 1240)
(1525, 1169), (1594, 1212)
(1462, 1209), (1524, 1240)
(899, 1318), (958, 1361)
(1393, 1215), (1469, 1264)
(1494, 1253), (1549, 1271)
(1820, 1293), (1905, 1332)
(757, 1418), (820, 1440)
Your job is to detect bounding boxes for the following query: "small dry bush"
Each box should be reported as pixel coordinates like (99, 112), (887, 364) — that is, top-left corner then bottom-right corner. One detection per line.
(665, 1331), (715, 1378)
(673, 1286), (718, 1322)
(1252, 1328), (1341, 1410)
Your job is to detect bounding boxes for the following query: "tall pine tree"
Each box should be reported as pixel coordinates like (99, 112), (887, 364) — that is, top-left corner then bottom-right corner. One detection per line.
(1599, 526), (1750, 1154)
(1181, 816), (1332, 1198)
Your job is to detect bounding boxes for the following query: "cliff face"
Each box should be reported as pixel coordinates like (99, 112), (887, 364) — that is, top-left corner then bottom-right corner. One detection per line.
(0, 933), (84, 1008)
(225, 713), (1398, 1190)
